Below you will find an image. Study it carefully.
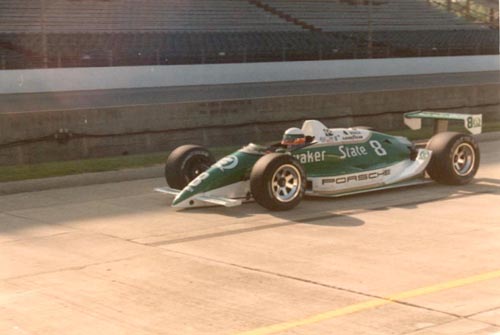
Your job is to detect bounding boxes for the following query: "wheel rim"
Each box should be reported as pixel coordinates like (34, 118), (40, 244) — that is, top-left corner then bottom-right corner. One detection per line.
(271, 164), (301, 203)
(452, 143), (475, 176)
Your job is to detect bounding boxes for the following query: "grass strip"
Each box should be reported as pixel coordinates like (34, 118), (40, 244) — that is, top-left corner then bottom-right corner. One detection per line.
(0, 146), (240, 183)
(1, 122), (499, 183)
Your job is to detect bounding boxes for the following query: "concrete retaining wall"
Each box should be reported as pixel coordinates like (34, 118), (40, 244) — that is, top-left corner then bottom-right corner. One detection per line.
(1, 55), (499, 94)
(1, 81), (499, 165)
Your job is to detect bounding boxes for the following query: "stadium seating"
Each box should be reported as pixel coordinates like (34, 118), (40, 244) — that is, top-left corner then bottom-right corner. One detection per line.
(0, 0), (497, 69)
(373, 29), (498, 52)
(0, 0), (491, 33)
(0, 0), (302, 33)
(263, 0), (488, 31)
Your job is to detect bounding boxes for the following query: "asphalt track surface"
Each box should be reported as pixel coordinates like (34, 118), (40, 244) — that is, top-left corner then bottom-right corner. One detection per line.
(1, 71), (499, 114)
(0, 139), (499, 335)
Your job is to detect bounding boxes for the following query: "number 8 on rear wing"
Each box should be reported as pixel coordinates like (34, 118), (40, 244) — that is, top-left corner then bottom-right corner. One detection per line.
(404, 111), (482, 135)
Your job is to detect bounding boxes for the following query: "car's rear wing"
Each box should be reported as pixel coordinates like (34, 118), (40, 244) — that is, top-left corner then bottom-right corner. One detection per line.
(404, 111), (482, 135)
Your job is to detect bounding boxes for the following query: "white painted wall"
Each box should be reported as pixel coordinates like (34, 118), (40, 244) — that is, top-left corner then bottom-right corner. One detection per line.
(0, 55), (498, 94)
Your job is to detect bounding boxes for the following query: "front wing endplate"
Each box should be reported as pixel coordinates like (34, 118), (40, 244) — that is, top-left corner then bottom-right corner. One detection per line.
(155, 187), (242, 207)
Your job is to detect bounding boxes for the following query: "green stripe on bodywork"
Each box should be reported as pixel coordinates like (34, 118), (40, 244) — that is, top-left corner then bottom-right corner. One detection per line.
(173, 149), (260, 205)
(292, 132), (411, 177)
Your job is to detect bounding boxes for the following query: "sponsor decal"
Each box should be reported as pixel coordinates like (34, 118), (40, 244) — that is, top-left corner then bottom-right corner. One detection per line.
(185, 155), (239, 192)
(467, 116), (482, 128)
(294, 151), (326, 164)
(369, 140), (387, 156)
(338, 140), (387, 159)
(342, 135), (364, 141)
(340, 130), (364, 141)
(339, 145), (368, 159)
(321, 129), (367, 143)
(185, 172), (210, 192)
(341, 130), (365, 141)
(418, 150), (430, 160)
(319, 129), (335, 142)
(214, 155), (238, 172)
(322, 169), (391, 185)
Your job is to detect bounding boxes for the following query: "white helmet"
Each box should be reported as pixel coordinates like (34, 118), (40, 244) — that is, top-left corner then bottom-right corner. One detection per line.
(281, 127), (305, 147)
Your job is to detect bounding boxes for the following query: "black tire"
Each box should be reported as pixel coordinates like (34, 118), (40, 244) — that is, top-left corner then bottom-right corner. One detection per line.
(250, 153), (305, 211)
(165, 145), (215, 189)
(426, 132), (480, 185)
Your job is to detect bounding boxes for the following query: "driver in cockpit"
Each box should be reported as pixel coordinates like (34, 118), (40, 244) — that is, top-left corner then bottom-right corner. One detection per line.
(281, 127), (307, 150)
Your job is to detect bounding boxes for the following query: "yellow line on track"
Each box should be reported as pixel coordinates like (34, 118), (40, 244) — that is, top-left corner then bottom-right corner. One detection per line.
(235, 269), (500, 335)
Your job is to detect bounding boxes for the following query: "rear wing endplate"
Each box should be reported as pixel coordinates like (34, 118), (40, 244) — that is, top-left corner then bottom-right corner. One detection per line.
(404, 111), (482, 135)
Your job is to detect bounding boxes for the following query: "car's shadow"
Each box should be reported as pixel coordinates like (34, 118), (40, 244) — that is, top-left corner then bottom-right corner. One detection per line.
(182, 177), (500, 229)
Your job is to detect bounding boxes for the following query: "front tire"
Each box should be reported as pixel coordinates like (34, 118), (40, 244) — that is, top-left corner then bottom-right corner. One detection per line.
(165, 145), (215, 189)
(250, 153), (305, 211)
(426, 132), (480, 185)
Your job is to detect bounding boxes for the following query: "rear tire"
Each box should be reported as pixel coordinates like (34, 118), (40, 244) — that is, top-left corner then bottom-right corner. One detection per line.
(165, 145), (215, 189)
(250, 153), (305, 211)
(426, 132), (480, 185)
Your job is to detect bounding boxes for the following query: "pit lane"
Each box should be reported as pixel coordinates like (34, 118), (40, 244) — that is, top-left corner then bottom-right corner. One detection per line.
(0, 140), (499, 335)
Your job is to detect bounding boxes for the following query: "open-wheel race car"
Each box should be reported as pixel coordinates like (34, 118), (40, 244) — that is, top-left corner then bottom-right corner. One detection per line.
(155, 111), (482, 211)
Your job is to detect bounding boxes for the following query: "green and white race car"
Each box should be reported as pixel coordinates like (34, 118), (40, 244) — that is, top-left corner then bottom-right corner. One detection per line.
(156, 111), (482, 211)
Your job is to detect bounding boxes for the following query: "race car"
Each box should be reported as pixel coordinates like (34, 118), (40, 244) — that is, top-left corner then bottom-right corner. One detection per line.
(156, 111), (482, 211)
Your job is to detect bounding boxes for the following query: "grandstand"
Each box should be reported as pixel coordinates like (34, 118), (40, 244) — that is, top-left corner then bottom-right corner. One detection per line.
(0, 0), (301, 33)
(0, 0), (498, 165)
(264, 0), (485, 31)
(0, 0), (498, 69)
